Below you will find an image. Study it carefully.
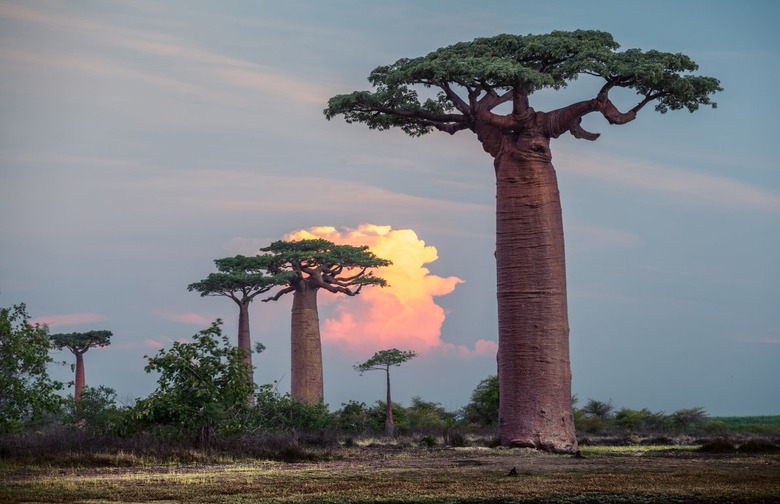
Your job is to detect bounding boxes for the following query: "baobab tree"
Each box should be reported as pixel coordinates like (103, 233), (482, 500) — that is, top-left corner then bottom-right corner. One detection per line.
(325, 30), (721, 451)
(188, 255), (294, 385)
(50, 330), (112, 402)
(261, 238), (390, 404)
(354, 348), (417, 436)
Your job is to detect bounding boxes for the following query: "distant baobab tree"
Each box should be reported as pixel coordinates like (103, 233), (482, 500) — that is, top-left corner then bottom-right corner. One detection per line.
(188, 255), (294, 385)
(261, 238), (390, 405)
(354, 348), (417, 436)
(50, 330), (112, 402)
(325, 30), (720, 451)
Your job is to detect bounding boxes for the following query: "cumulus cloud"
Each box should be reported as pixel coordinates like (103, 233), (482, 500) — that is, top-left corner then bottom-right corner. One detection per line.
(30, 312), (108, 327)
(284, 224), (482, 356)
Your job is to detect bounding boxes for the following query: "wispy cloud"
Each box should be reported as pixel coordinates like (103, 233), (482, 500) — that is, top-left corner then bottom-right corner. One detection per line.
(30, 312), (108, 327)
(557, 151), (780, 212)
(0, 3), (328, 108)
(155, 311), (215, 326)
(566, 223), (642, 252)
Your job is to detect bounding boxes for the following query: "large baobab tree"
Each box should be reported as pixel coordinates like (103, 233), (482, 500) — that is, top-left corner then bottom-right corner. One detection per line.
(354, 348), (417, 437)
(325, 30), (721, 451)
(188, 255), (294, 385)
(50, 330), (112, 402)
(261, 238), (390, 404)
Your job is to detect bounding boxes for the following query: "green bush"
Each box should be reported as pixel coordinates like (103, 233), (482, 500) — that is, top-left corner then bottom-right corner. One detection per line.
(459, 375), (498, 430)
(406, 397), (455, 435)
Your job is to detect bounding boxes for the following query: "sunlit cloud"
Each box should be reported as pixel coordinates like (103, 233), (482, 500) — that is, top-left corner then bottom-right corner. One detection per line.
(284, 224), (473, 356)
(30, 312), (108, 327)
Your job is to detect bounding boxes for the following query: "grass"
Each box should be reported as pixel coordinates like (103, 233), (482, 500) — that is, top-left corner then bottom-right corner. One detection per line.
(708, 415), (780, 434)
(2, 443), (779, 503)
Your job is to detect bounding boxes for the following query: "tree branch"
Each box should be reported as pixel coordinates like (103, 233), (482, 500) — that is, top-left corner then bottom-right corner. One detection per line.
(262, 285), (295, 302)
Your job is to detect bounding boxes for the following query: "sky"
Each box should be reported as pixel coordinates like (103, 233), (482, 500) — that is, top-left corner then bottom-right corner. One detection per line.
(1, 0), (778, 417)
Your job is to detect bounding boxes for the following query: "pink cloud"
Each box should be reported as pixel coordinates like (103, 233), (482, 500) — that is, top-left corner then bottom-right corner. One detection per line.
(30, 312), (108, 327)
(156, 311), (214, 326)
(285, 225), (469, 356)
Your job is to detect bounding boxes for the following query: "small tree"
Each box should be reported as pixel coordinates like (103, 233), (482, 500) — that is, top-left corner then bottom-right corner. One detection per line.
(354, 348), (416, 436)
(262, 238), (391, 404)
(0, 303), (64, 432)
(188, 255), (294, 385)
(138, 320), (254, 446)
(671, 406), (708, 433)
(50, 330), (112, 403)
(460, 375), (499, 430)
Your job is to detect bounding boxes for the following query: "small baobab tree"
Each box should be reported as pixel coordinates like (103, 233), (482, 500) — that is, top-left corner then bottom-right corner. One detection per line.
(354, 348), (417, 436)
(50, 330), (112, 402)
(261, 238), (390, 404)
(188, 255), (294, 385)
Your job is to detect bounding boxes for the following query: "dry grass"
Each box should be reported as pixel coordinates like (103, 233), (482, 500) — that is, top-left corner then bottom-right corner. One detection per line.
(2, 444), (779, 503)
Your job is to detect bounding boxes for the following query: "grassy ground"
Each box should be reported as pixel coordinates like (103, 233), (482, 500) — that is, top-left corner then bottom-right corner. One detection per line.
(2, 443), (779, 503)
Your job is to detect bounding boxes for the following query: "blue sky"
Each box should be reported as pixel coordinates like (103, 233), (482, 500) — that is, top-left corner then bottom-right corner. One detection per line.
(1, 0), (778, 416)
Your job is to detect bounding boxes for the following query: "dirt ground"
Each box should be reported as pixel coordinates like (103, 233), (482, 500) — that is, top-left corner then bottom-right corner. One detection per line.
(2, 445), (780, 503)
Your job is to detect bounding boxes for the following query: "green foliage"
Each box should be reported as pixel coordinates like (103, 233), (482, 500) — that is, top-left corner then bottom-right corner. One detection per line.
(261, 238), (391, 293)
(707, 415), (780, 435)
(670, 407), (708, 433)
(582, 398), (614, 420)
(460, 375), (499, 429)
(0, 303), (64, 433)
(325, 30), (721, 136)
(136, 320), (254, 444)
(50, 330), (112, 354)
(366, 401), (409, 434)
(187, 255), (294, 303)
(406, 397), (455, 435)
(354, 348), (416, 374)
(334, 400), (369, 433)
(249, 385), (332, 434)
(65, 385), (127, 437)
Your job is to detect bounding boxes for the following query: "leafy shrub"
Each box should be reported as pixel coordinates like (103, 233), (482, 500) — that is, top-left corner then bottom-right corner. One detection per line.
(459, 375), (498, 430)
(406, 397), (455, 435)
(64, 385), (129, 437)
(0, 303), (65, 432)
(333, 400), (369, 433)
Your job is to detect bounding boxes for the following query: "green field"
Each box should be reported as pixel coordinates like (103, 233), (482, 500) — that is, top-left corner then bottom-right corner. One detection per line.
(707, 415), (780, 435)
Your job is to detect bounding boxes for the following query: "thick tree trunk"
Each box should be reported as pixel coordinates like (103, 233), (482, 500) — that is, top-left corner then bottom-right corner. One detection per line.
(494, 136), (577, 452)
(237, 301), (254, 385)
(74, 351), (85, 403)
(384, 368), (394, 437)
(290, 282), (324, 404)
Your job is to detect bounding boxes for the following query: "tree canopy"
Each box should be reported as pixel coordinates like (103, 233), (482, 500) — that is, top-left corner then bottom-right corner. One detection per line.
(138, 320), (254, 445)
(325, 30), (721, 143)
(50, 330), (112, 354)
(187, 255), (295, 303)
(0, 303), (64, 432)
(354, 349), (417, 375)
(261, 238), (391, 301)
